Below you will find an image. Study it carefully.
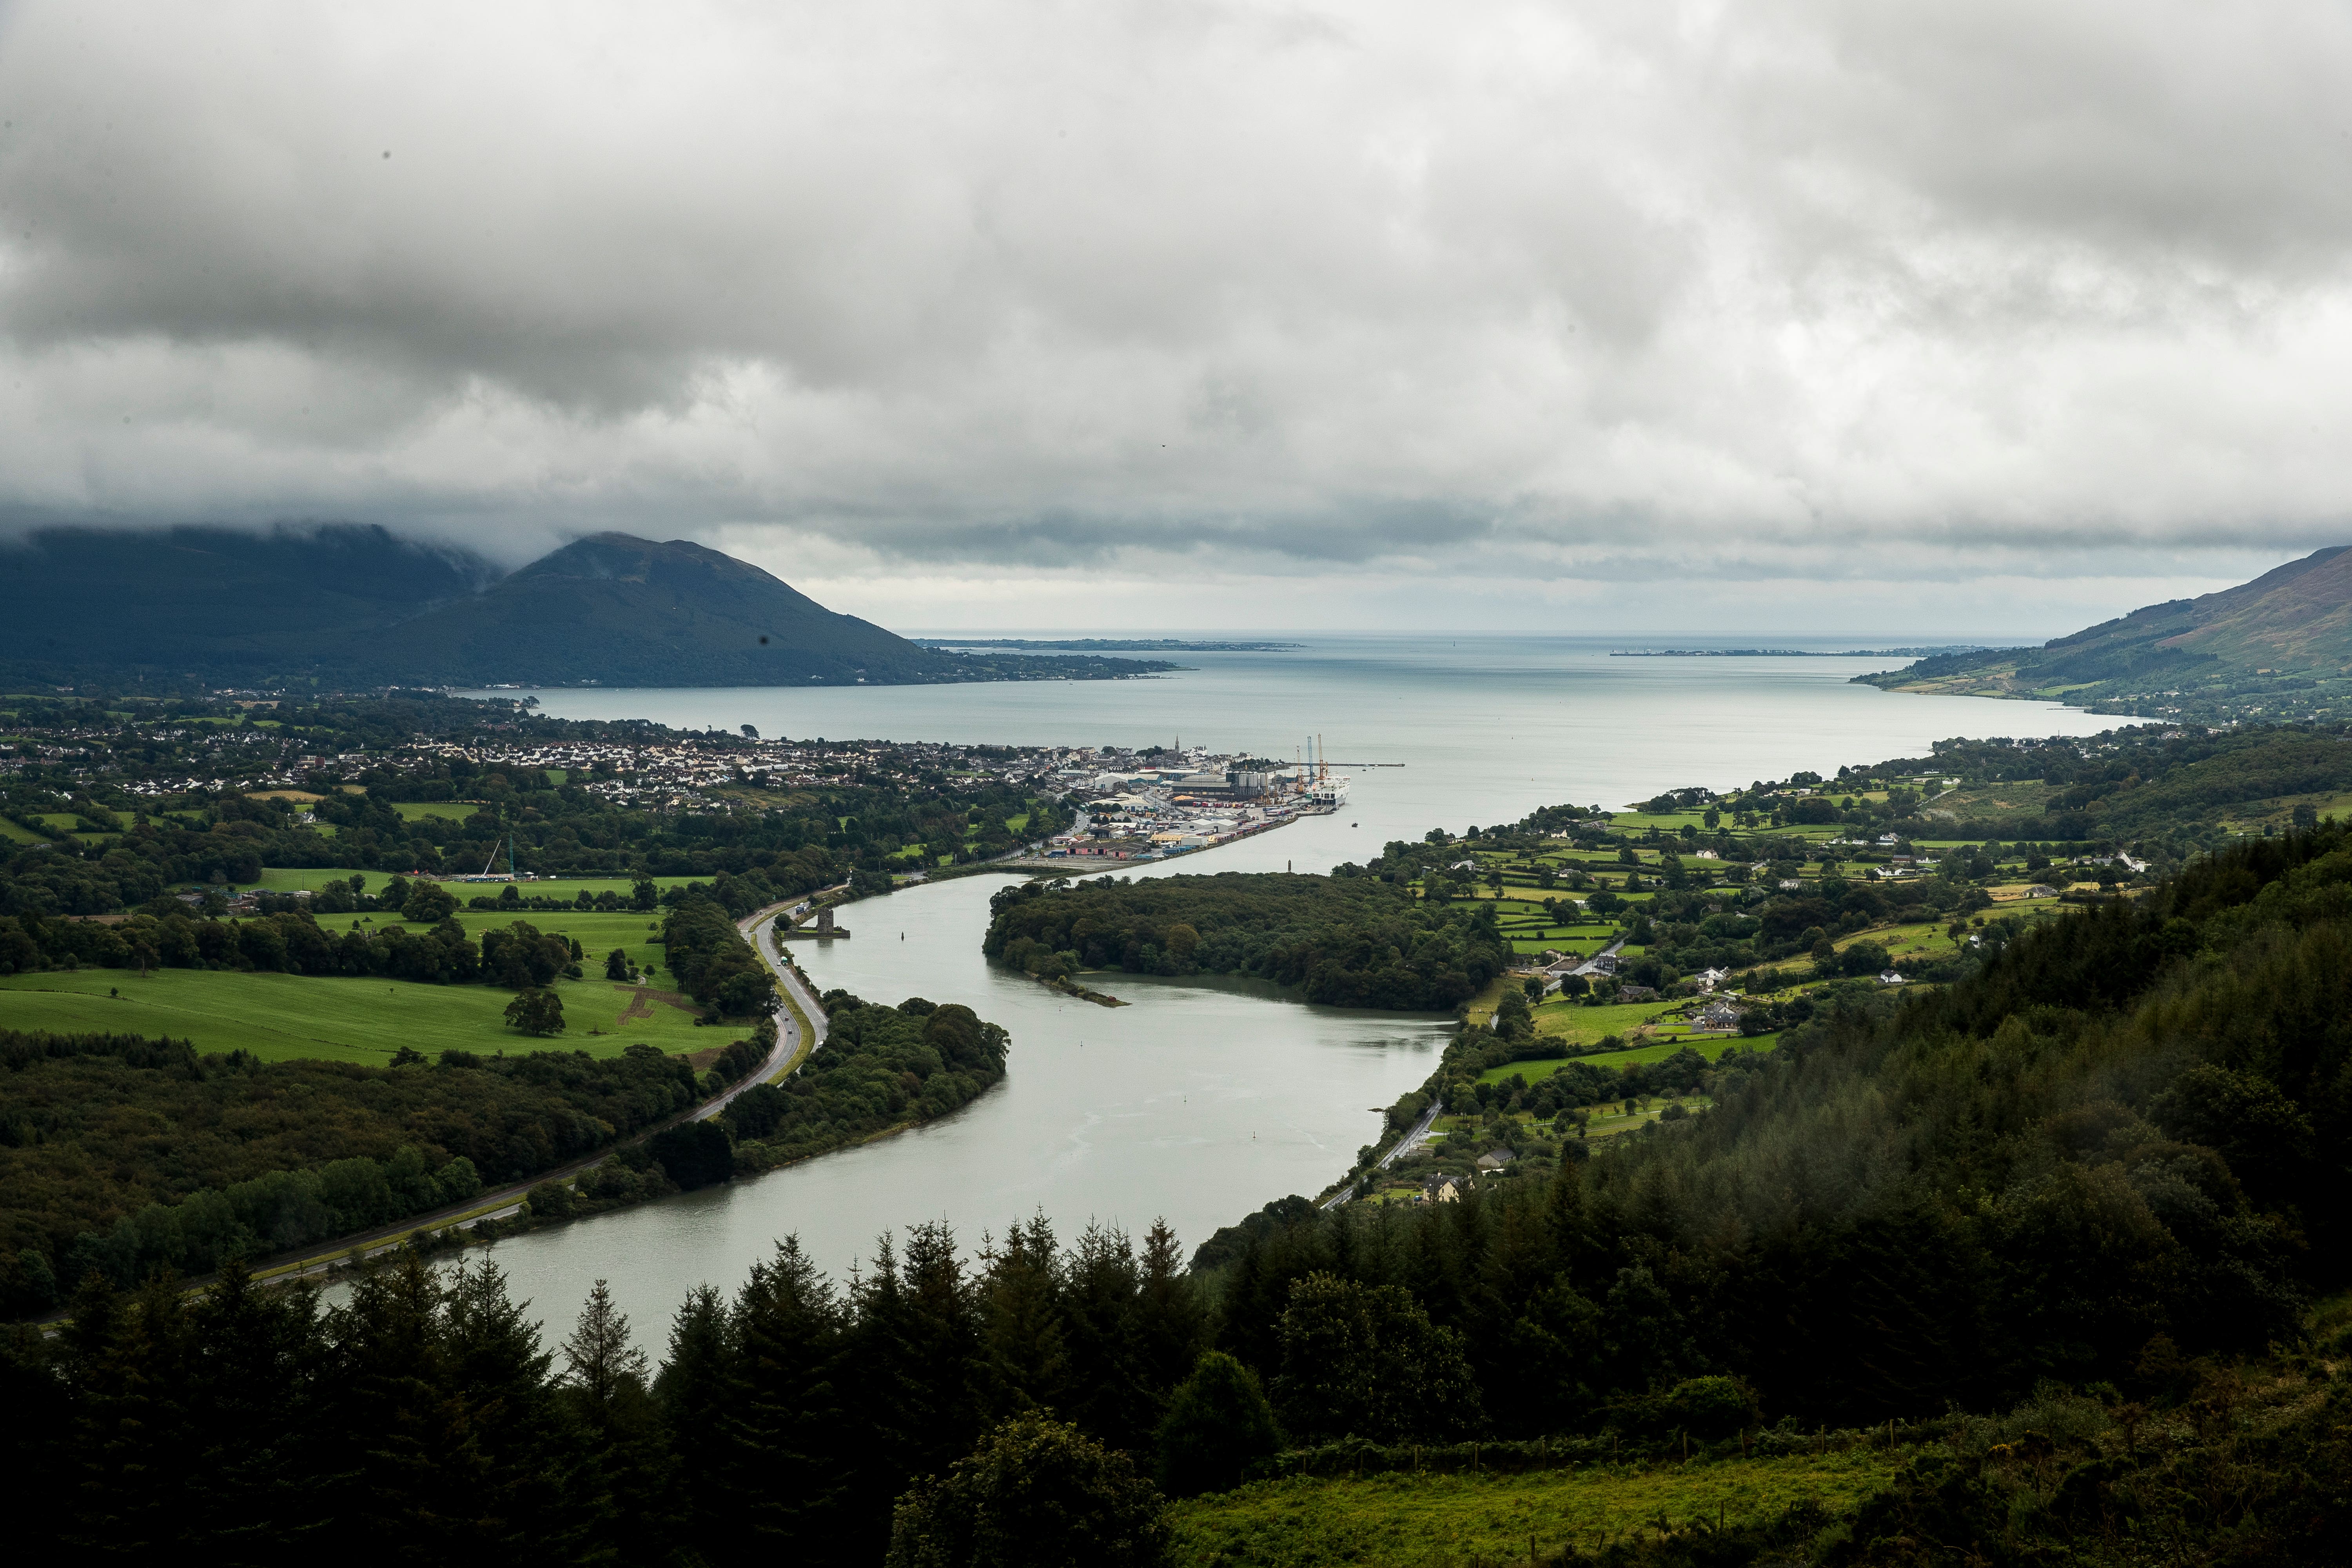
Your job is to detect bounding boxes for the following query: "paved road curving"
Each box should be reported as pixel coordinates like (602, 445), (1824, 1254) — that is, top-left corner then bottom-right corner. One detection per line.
(225, 902), (833, 1289)
(1321, 1092), (1447, 1209)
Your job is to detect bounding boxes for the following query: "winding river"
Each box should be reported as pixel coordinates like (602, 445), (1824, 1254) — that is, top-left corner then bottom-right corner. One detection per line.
(470, 872), (1448, 1342)
(460, 634), (2116, 1343)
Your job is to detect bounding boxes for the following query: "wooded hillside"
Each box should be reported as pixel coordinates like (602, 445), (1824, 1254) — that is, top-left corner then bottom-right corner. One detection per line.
(0, 1034), (701, 1315)
(1199, 822), (2350, 1437)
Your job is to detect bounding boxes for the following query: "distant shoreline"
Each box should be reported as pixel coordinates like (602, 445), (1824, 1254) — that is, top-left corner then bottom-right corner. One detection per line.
(1612, 646), (2009, 659)
(911, 637), (1302, 653)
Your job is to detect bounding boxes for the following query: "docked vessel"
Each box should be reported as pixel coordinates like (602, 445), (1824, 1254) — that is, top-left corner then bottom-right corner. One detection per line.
(1304, 775), (1350, 813)
(1296, 733), (1348, 813)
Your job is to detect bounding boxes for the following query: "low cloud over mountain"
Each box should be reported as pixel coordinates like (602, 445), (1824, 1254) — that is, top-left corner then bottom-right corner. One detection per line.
(2, 2), (2348, 629)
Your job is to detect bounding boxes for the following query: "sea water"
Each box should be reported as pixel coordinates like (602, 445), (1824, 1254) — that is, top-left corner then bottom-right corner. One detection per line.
(452, 634), (2116, 1343)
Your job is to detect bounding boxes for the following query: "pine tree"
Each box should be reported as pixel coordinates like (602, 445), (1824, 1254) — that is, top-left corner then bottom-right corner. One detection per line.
(439, 1258), (565, 1560)
(62, 1270), (201, 1554)
(1132, 1221), (1208, 1407)
(851, 1224), (983, 1555)
(978, 1214), (1069, 1422)
(558, 1279), (675, 1567)
(326, 1251), (570, 1566)
(1058, 1223), (1150, 1453)
(561, 1280), (649, 1407)
(654, 1283), (737, 1555)
(724, 1238), (853, 1561)
(185, 1257), (334, 1561)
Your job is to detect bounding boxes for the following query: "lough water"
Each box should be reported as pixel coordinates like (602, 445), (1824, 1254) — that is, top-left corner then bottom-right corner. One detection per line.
(456, 634), (2116, 1343)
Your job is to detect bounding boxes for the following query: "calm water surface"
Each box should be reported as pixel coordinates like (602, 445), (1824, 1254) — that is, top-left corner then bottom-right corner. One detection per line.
(458, 635), (2118, 1343)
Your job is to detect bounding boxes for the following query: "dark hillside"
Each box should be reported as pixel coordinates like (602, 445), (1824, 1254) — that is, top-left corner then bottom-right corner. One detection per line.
(2167, 542), (2352, 666)
(0, 526), (1169, 689)
(386, 532), (962, 686)
(1195, 825), (2350, 1436)
(1862, 544), (2352, 721)
(0, 524), (492, 684)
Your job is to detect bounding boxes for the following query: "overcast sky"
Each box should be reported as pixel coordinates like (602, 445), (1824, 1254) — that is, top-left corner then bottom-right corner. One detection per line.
(2, 1), (2347, 634)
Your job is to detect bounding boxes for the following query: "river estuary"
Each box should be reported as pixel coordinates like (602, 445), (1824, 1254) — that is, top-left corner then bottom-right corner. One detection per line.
(458, 634), (2117, 1345)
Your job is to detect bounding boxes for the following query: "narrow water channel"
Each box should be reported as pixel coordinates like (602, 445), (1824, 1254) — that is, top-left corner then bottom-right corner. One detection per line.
(446, 643), (2119, 1343)
(465, 870), (1448, 1345)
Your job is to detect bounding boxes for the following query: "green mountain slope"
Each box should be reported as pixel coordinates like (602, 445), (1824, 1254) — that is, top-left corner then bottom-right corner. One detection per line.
(0, 524), (492, 683)
(0, 526), (1166, 690)
(1860, 545), (2352, 722)
(2165, 545), (2352, 666)
(387, 532), (966, 686)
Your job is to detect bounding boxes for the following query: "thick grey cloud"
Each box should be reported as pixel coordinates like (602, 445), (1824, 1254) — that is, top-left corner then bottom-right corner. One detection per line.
(0, 0), (2347, 627)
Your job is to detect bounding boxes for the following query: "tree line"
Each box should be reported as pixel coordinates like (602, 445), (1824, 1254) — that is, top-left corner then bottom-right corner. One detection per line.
(7, 823), (2352, 1559)
(723, 993), (1009, 1176)
(983, 872), (1511, 1009)
(0, 903), (580, 989)
(0, 1222), (1205, 1564)
(660, 895), (775, 1017)
(0, 1032), (704, 1317)
(1189, 822), (2348, 1441)
(0, 980), (1017, 1325)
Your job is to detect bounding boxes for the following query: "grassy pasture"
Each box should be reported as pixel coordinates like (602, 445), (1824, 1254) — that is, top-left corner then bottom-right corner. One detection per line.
(0, 818), (47, 845)
(1525, 1000), (1677, 1045)
(1167, 1448), (1903, 1566)
(438, 908), (673, 978)
(2220, 788), (2352, 833)
(392, 800), (487, 822)
(1507, 936), (1602, 955)
(1607, 810), (1711, 831)
(238, 867), (711, 897)
(1477, 1035), (1771, 1087)
(1579, 1091), (1719, 1136)
(0, 965), (707, 1064)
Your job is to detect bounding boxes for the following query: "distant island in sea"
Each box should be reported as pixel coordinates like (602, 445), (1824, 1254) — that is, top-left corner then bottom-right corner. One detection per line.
(1613, 646), (1999, 658)
(911, 637), (1304, 652)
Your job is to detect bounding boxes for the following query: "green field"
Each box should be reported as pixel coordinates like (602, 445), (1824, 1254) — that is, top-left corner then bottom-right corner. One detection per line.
(240, 867), (713, 897)
(392, 800), (488, 822)
(0, 963), (711, 1064)
(0, 818), (44, 845)
(1478, 1035), (1770, 1087)
(1465, 997), (1681, 1050)
(1168, 1448), (1903, 1566)
(441, 908), (673, 978)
